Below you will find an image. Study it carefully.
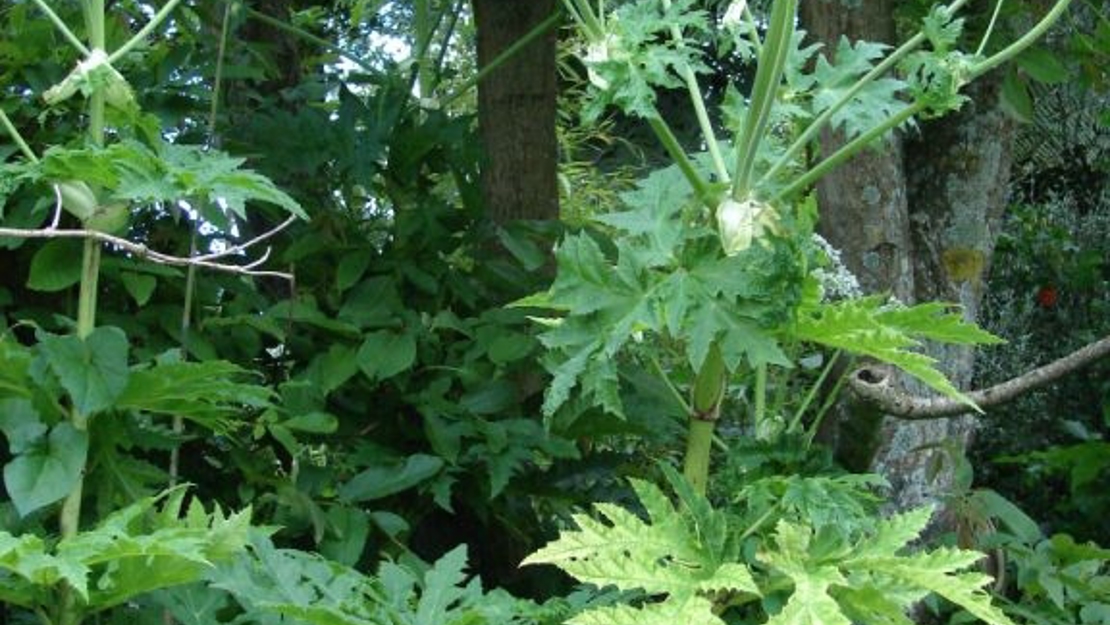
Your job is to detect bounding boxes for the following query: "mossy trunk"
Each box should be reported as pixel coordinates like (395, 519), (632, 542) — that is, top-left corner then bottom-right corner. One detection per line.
(800, 0), (1016, 513)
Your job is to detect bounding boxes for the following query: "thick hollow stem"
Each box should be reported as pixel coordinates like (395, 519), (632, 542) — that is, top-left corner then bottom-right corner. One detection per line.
(683, 419), (716, 496)
(685, 343), (726, 495)
(731, 0), (796, 199)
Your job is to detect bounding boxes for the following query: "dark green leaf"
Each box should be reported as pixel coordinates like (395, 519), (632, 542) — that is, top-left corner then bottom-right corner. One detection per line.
(356, 330), (417, 382)
(119, 271), (157, 306)
(0, 398), (47, 454)
(320, 505), (371, 566)
(1000, 71), (1034, 123)
(26, 239), (84, 292)
(39, 326), (130, 416)
(1016, 47), (1070, 84)
(282, 412), (339, 434)
(339, 454), (444, 502)
(4, 422), (88, 517)
(336, 250), (373, 293)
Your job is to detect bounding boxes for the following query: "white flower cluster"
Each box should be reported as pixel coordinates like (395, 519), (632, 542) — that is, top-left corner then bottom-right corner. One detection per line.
(811, 233), (863, 301)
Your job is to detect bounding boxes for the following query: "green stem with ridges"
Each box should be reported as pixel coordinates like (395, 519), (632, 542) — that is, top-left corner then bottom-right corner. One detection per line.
(647, 116), (712, 207)
(31, 0), (89, 55)
(442, 8), (563, 106)
(106, 0), (184, 64)
(968, 0), (1074, 79)
(730, 0), (796, 200)
(683, 419), (716, 496)
(57, 3), (109, 623)
(0, 109), (39, 162)
(685, 343), (726, 495)
(772, 101), (924, 203)
(660, 0), (728, 182)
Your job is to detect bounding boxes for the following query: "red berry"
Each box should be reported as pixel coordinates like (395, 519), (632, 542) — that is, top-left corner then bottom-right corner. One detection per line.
(1036, 285), (1058, 308)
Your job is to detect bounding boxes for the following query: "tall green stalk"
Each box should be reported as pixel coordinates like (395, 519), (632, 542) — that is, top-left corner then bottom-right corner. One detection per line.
(685, 343), (726, 494)
(58, 3), (107, 623)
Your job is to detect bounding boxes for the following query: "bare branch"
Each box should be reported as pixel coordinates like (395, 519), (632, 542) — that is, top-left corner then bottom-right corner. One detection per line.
(849, 335), (1110, 419)
(0, 218), (297, 281)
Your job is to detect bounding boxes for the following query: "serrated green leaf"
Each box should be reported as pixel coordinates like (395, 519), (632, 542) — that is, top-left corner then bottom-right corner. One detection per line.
(39, 326), (130, 416)
(4, 422), (88, 517)
(765, 572), (851, 625)
(524, 477), (759, 603)
(0, 531), (90, 605)
(811, 38), (907, 140)
(57, 492), (252, 611)
(796, 299), (983, 409)
(569, 594), (725, 625)
(116, 360), (271, 433)
(26, 239), (84, 292)
(150, 583), (232, 625)
(416, 545), (470, 625)
(874, 302), (1003, 345)
(597, 166), (691, 267)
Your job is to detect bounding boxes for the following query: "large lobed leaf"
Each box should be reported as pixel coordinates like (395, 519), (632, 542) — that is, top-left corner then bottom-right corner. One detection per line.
(761, 506), (1016, 625)
(115, 359), (274, 433)
(795, 297), (1002, 410)
(0, 488), (249, 613)
(523, 478), (759, 623)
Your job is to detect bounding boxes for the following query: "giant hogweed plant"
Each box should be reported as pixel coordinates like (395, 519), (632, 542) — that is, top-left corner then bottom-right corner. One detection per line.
(521, 0), (1074, 624)
(0, 2), (311, 624)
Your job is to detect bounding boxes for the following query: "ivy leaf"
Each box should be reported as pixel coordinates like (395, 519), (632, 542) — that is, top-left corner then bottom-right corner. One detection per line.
(38, 326), (130, 416)
(0, 339), (32, 400)
(4, 422), (88, 517)
(119, 271), (157, 306)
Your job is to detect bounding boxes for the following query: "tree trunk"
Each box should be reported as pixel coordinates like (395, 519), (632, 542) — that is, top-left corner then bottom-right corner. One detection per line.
(874, 74), (1015, 512)
(472, 0), (560, 223)
(801, 1), (1016, 513)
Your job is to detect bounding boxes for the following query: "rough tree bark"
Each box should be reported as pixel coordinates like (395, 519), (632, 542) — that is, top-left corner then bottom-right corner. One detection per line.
(472, 0), (560, 223)
(800, 0), (1017, 513)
